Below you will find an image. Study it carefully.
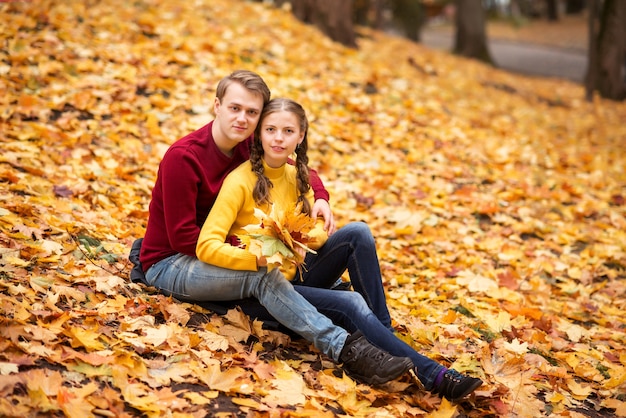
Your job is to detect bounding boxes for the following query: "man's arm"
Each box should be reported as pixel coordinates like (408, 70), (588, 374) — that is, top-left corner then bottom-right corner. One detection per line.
(160, 150), (203, 257)
(309, 167), (335, 235)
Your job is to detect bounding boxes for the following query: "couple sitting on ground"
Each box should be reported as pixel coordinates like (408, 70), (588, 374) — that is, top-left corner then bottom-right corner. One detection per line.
(129, 69), (483, 402)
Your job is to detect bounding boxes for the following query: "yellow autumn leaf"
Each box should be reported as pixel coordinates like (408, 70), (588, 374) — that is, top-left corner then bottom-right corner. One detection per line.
(232, 397), (265, 409)
(484, 310), (513, 333)
(65, 326), (106, 351)
(502, 338), (529, 355)
(263, 362), (307, 407)
(425, 397), (457, 417)
(184, 391), (219, 405)
(567, 378), (593, 400)
(196, 364), (254, 395)
(601, 398), (626, 417)
(455, 270), (499, 293)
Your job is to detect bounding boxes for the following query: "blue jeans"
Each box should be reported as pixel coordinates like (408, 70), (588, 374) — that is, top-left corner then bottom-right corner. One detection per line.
(145, 253), (348, 362)
(295, 286), (443, 390)
(296, 222), (392, 328)
(295, 222), (444, 390)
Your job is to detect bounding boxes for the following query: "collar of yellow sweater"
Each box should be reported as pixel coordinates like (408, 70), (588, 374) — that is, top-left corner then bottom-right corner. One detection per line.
(262, 160), (288, 180)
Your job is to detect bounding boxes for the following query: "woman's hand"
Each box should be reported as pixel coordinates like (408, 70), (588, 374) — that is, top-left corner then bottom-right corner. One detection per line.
(257, 255), (268, 267)
(312, 199), (336, 236)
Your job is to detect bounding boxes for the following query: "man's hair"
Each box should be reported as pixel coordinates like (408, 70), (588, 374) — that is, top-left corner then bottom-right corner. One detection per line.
(215, 70), (271, 105)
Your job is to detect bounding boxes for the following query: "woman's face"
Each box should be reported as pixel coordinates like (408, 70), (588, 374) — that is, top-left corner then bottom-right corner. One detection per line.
(259, 110), (304, 168)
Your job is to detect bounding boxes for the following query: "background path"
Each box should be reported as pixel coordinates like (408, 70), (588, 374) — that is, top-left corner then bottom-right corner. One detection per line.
(421, 29), (587, 83)
(420, 15), (589, 84)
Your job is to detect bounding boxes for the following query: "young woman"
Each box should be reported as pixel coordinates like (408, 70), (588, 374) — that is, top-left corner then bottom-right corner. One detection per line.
(196, 98), (483, 402)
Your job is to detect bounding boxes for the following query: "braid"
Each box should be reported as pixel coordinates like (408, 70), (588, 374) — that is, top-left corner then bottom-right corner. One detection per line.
(295, 136), (311, 216)
(251, 137), (273, 206)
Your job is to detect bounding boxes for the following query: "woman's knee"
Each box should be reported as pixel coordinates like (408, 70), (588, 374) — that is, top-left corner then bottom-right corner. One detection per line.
(336, 290), (370, 312)
(343, 221), (375, 246)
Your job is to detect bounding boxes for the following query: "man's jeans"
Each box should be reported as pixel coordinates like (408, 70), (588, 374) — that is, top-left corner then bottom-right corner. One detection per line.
(145, 254), (348, 362)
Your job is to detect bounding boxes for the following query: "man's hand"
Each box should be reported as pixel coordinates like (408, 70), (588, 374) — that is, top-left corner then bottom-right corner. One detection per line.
(312, 199), (336, 236)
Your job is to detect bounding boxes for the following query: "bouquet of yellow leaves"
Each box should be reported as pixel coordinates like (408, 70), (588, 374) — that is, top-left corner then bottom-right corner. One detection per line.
(239, 202), (317, 272)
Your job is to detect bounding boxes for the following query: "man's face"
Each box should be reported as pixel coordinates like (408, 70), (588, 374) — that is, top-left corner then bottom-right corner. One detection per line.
(213, 82), (264, 148)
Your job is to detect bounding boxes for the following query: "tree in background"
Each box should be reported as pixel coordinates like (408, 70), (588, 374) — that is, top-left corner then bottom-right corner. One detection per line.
(390, 0), (425, 42)
(453, 0), (494, 64)
(585, 0), (626, 101)
(276, 0), (357, 48)
(546, 0), (559, 21)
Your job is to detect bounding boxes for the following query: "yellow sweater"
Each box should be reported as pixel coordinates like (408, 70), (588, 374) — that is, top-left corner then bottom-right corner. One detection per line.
(196, 160), (328, 280)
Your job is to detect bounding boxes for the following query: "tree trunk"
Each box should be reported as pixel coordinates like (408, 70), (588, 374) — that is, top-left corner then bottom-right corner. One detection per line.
(391, 0), (425, 42)
(354, 0), (385, 29)
(546, 0), (559, 21)
(565, 0), (585, 14)
(453, 0), (494, 64)
(288, 0), (357, 48)
(585, 0), (599, 101)
(585, 0), (626, 101)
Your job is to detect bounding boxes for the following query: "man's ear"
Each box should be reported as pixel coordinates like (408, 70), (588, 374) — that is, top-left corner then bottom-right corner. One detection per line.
(213, 97), (221, 115)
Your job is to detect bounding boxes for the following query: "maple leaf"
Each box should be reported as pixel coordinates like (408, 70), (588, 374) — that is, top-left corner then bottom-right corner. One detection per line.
(195, 364), (254, 395)
(262, 361), (307, 407)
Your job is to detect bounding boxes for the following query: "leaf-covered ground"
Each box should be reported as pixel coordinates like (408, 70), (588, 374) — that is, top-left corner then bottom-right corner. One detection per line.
(1, 1), (625, 417)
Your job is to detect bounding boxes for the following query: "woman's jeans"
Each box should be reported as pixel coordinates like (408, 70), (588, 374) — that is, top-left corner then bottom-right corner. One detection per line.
(296, 286), (444, 390)
(145, 254), (348, 362)
(296, 222), (444, 390)
(296, 222), (392, 328)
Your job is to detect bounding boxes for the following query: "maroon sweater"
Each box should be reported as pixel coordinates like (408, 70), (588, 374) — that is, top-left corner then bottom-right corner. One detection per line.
(140, 121), (329, 272)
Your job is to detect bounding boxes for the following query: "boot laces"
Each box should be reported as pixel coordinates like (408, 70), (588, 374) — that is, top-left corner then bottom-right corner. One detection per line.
(362, 344), (386, 362)
(445, 369), (463, 383)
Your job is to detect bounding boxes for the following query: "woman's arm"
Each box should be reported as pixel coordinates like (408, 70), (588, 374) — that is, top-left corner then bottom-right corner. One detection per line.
(196, 175), (259, 271)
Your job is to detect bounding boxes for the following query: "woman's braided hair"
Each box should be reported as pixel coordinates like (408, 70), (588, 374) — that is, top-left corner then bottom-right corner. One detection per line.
(250, 98), (311, 215)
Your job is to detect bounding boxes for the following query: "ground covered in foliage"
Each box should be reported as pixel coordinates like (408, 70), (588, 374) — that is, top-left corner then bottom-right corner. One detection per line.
(1, 1), (625, 417)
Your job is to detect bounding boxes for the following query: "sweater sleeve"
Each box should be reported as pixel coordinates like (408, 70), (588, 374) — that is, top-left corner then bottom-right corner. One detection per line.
(309, 167), (330, 202)
(160, 148), (203, 257)
(196, 174), (258, 271)
(306, 218), (329, 250)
